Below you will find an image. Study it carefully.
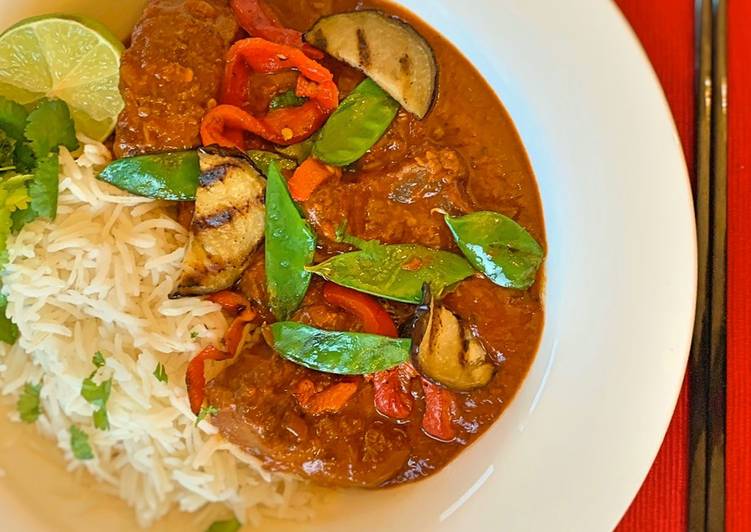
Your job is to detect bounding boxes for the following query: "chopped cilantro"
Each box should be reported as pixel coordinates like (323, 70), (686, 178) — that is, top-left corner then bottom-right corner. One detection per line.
(0, 96), (33, 172)
(0, 285), (18, 344)
(206, 517), (242, 532)
(0, 130), (16, 169)
(69, 426), (94, 460)
(81, 376), (112, 431)
(0, 173), (31, 270)
(153, 362), (168, 383)
(268, 90), (306, 111)
(191, 330), (200, 340)
(196, 405), (219, 426)
(92, 351), (106, 368)
(24, 99), (78, 159)
(27, 153), (60, 221)
(16, 381), (42, 423)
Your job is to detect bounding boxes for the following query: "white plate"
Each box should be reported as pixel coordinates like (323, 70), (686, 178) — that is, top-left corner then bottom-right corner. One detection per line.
(0, 1), (695, 531)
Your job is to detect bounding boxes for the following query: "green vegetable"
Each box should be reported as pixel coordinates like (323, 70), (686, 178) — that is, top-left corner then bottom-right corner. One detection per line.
(99, 150), (200, 201)
(246, 150), (297, 175)
(81, 375), (112, 431)
(268, 90), (306, 111)
(270, 322), (410, 374)
(0, 173), (31, 267)
(0, 130), (17, 169)
(265, 162), (316, 320)
(276, 137), (315, 164)
(196, 405), (219, 425)
(0, 288), (18, 344)
(444, 211), (544, 290)
(206, 517), (242, 532)
(306, 239), (475, 304)
(190, 330), (200, 340)
(27, 154), (60, 220)
(0, 96), (33, 172)
(17, 381), (42, 423)
(153, 362), (168, 383)
(313, 78), (399, 166)
(69, 425), (94, 460)
(92, 351), (106, 368)
(24, 99), (78, 159)
(99, 150), (295, 201)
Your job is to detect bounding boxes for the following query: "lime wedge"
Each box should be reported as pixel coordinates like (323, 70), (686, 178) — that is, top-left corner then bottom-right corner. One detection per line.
(0, 15), (125, 141)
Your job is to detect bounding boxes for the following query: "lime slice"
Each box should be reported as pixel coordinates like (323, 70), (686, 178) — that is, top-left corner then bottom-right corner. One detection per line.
(0, 15), (125, 141)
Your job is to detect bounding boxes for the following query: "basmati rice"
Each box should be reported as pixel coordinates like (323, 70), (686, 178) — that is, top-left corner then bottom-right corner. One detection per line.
(0, 136), (313, 527)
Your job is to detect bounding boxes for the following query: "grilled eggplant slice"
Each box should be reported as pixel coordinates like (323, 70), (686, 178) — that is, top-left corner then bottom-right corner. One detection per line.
(411, 286), (495, 391)
(305, 11), (437, 119)
(171, 147), (266, 298)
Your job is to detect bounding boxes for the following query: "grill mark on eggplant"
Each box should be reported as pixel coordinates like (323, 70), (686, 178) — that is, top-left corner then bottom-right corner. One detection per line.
(399, 53), (412, 76)
(308, 29), (328, 51)
(192, 201), (251, 230)
(199, 164), (230, 187)
(356, 28), (371, 68)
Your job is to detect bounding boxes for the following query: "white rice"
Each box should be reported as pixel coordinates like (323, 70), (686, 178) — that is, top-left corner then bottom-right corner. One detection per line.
(0, 136), (313, 527)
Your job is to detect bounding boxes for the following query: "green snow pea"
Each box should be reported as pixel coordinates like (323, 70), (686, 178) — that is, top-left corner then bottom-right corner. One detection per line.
(269, 322), (410, 374)
(445, 211), (544, 290)
(306, 236), (475, 304)
(265, 162), (316, 320)
(312, 78), (400, 166)
(98, 150), (296, 200)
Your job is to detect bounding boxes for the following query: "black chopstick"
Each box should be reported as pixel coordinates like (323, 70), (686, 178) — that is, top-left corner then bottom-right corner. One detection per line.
(688, 0), (713, 530)
(688, 0), (728, 530)
(707, 0), (728, 529)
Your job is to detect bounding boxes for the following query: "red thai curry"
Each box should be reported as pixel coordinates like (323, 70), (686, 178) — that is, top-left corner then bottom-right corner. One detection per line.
(113, 0), (545, 488)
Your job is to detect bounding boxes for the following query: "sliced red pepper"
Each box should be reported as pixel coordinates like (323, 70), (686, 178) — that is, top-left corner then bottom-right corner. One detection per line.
(224, 308), (257, 356)
(186, 345), (232, 415)
(322, 282), (398, 337)
(288, 158), (339, 201)
(421, 378), (458, 441)
(206, 291), (249, 315)
(294, 378), (359, 415)
(201, 38), (338, 148)
(230, 0), (324, 59)
(322, 282), (415, 419)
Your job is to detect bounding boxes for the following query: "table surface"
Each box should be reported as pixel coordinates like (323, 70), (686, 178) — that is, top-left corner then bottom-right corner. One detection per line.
(614, 1), (748, 529)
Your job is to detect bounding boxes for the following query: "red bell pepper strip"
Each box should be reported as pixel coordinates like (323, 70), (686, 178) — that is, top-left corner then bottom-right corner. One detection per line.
(294, 378), (359, 415)
(201, 39), (338, 148)
(421, 378), (457, 441)
(186, 345), (232, 415)
(230, 0), (324, 59)
(206, 291), (249, 315)
(322, 283), (398, 336)
(224, 308), (257, 356)
(288, 158), (340, 201)
(321, 282), (416, 418)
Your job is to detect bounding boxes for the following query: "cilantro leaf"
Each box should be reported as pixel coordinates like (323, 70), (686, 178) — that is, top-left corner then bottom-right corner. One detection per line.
(69, 426), (94, 460)
(206, 517), (242, 532)
(0, 130), (16, 169)
(28, 153), (60, 220)
(153, 362), (168, 383)
(0, 97), (33, 172)
(81, 376), (112, 410)
(10, 206), (36, 234)
(0, 173), (31, 269)
(191, 330), (199, 340)
(195, 405), (219, 426)
(24, 99), (78, 159)
(17, 381), (42, 423)
(92, 351), (106, 368)
(0, 285), (18, 345)
(81, 375), (112, 431)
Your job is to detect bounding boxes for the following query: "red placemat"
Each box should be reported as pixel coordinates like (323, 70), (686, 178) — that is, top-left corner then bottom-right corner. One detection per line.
(613, 1), (694, 530)
(726, 0), (750, 529)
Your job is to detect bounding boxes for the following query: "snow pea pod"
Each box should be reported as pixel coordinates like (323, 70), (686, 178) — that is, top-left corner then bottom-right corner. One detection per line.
(99, 150), (199, 200)
(312, 78), (400, 166)
(98, 150), (296, 200)
(265, 162), (316, 320)
(306, 239), (475, 304)
(269, 322), (411, 374)
(444, 211), (544, 290)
